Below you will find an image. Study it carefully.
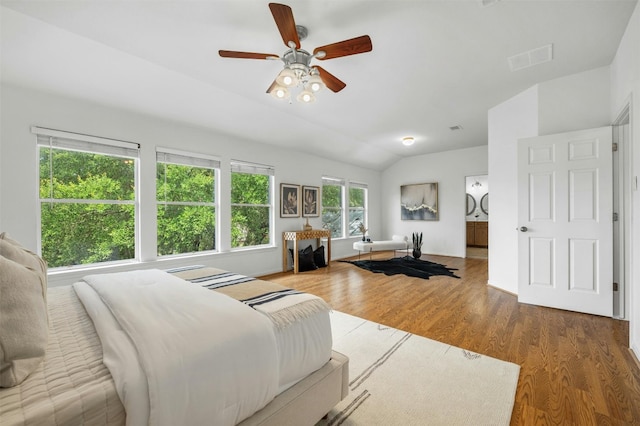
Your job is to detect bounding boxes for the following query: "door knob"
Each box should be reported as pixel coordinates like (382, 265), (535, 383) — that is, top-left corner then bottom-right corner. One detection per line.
(519, 226), (528, 232)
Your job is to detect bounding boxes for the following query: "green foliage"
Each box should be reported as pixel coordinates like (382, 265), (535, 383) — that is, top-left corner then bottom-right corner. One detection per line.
(231, 173), (270, 247)
(38, 148), (283, 266)
(39, 147), (136, 267)
(231, 173), (269, 204)
(322, 184), (344, 237)
(157, 162), (214, 203)
(40, 148), (134, 200)
(321, 208), (343, 238)
(231, 206), (270, 247)
(156, 163), (216, 255)
(349, 187), (365, 207)
(40, 203), (134, 267)
(157, 205), (215, 255)
(348, 187), (366, 236)
(322, 184), (341, 207)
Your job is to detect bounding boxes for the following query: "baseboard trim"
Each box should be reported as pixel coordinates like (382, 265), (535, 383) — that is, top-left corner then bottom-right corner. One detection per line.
(487, 282), (517, 297)
(631, 344), (640, 369)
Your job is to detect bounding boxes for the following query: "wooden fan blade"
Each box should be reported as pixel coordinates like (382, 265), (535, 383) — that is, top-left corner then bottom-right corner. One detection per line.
(219, 50), (279, 60)
(269, 3), (300, 49)
(266, 80), (278, 93)
(313, 35), (372, 60)
(315, 66), (346, 93)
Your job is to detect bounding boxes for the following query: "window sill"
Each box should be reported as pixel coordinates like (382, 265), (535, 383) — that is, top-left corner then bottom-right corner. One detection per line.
(47, 246), (278, 287)
(229, 244), (277, 253)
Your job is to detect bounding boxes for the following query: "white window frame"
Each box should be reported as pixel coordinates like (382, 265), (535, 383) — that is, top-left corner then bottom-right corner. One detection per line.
(156, 147), (220, 257)
(230, 160), (275, 249)
(348, 181), (368, 237)
(321, 176), (346, 239)
(33, 126), (140, 268)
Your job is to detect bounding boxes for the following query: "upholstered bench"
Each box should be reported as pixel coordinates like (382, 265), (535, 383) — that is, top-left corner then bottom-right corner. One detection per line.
(353, 235), (409, 259)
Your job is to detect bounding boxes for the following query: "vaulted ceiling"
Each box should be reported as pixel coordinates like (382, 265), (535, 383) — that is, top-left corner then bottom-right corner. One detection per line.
(1, 0), (636, 170)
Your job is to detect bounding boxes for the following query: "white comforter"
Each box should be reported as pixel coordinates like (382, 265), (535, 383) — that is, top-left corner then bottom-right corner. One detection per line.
(73, 269), (279, 426)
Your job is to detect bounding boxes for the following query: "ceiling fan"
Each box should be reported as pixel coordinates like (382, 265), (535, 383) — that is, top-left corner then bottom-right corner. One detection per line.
(219, 3), (373, 103)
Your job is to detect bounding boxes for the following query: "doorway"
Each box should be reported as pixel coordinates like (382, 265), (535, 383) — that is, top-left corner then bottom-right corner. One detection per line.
(613, 105), (630, 319)
(465, 175), (488, 259)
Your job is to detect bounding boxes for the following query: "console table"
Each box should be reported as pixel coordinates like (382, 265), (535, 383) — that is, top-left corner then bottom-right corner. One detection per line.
(282, 229), (331, 273)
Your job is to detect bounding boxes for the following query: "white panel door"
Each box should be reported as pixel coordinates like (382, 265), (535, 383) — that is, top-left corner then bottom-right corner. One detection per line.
(517, 127), (613, 316)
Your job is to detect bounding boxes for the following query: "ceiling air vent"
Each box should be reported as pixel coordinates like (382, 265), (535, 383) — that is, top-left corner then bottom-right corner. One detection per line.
(508, 44), (553, 72)
(479, 0), (500, 7)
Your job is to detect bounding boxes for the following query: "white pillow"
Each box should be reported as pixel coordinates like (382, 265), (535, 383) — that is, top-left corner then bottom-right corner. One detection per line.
(0, 232), (48, 387)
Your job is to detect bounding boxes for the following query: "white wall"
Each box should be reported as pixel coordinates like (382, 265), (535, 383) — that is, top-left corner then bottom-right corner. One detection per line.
(538, 66), (612, 134)
(487, 66), (612, 294)
(0, 84), (381, 285)
(381, 145), (488, 259)
(611, 1), (640, 359)
(487, 86), (539, 294)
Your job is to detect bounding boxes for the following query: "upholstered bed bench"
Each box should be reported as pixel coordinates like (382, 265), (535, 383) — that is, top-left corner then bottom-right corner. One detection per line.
(353, 235), (409, 259)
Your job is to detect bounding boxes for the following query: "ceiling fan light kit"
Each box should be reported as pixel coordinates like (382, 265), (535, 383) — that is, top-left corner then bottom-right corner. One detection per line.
(219, 3), (372, 104)
(297, 89), (315, 103)
(270, 84), (290, 100)
(276, 67), (299, 87)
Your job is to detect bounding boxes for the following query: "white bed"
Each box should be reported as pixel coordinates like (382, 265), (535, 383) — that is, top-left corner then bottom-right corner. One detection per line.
(167, 266), (334, 394)
(0, 260), (348, 426)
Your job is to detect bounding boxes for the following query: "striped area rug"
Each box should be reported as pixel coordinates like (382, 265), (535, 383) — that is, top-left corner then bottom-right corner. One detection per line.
(318, 312), (520, 426)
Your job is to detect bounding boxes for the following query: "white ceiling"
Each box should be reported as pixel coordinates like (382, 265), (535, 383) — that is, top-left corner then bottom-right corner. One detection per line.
(1, 0), (636, 170)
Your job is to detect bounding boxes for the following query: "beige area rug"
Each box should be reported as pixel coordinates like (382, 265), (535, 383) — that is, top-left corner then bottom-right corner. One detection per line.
(317, 312), (520, 426)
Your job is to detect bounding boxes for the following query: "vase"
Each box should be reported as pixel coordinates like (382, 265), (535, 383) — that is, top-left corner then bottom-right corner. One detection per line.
(303, 218), (312, 231)
(362, 235), (366, 241)
(412, 248), (422, 259)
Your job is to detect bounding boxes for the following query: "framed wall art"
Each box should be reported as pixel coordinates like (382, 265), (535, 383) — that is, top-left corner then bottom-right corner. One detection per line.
(280, 183), (300, 218)
(302, 185), (319, 217)
(400, 182), (439, 221)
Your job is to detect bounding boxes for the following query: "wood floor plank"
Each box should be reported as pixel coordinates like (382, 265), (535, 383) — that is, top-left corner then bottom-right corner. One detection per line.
(261, 253), (640, 424)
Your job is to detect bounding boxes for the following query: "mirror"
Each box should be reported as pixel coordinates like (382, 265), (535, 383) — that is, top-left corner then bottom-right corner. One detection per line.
(480, 193), (489, 215)
(466, 193), (476, 216)
(465, 175), (488, 221)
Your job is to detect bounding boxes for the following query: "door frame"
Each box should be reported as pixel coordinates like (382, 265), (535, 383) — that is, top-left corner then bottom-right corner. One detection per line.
(613, 103), (631, 319)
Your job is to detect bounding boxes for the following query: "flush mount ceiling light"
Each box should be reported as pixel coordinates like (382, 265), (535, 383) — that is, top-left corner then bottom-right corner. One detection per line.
(402, 137), (415, 146)
(219, 3), (373, 104)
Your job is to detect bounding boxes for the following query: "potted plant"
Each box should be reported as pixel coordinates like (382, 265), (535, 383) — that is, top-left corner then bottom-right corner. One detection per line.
(357, 221), (368, 241)
(412, 232), (423, 259)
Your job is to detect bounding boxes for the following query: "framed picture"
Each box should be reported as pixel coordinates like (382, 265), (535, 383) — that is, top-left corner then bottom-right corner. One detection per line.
(400, 182), (439, 221)
(302, 186), (320, 217)
(280, 183), (300, 218)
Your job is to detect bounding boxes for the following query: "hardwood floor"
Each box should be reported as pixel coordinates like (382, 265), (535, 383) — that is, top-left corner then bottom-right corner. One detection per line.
(262, 252), (640, 425)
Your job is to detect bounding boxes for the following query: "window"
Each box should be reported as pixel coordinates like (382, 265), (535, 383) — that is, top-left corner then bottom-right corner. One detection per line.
(348, 182), (368, 236)
(322, 177), (345, 238)
(35, 127), (139, 268)
(231, 161), (274, 248)
(156, 148), (219, 256)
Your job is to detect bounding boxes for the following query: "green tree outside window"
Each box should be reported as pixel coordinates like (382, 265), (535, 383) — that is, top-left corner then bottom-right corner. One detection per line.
(39, 147), (136, 267)
(156, 162), (216, 256)
(322, 182), (343, 238)
(348, 186), (367, 236)
(231, 172), (271, 248)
